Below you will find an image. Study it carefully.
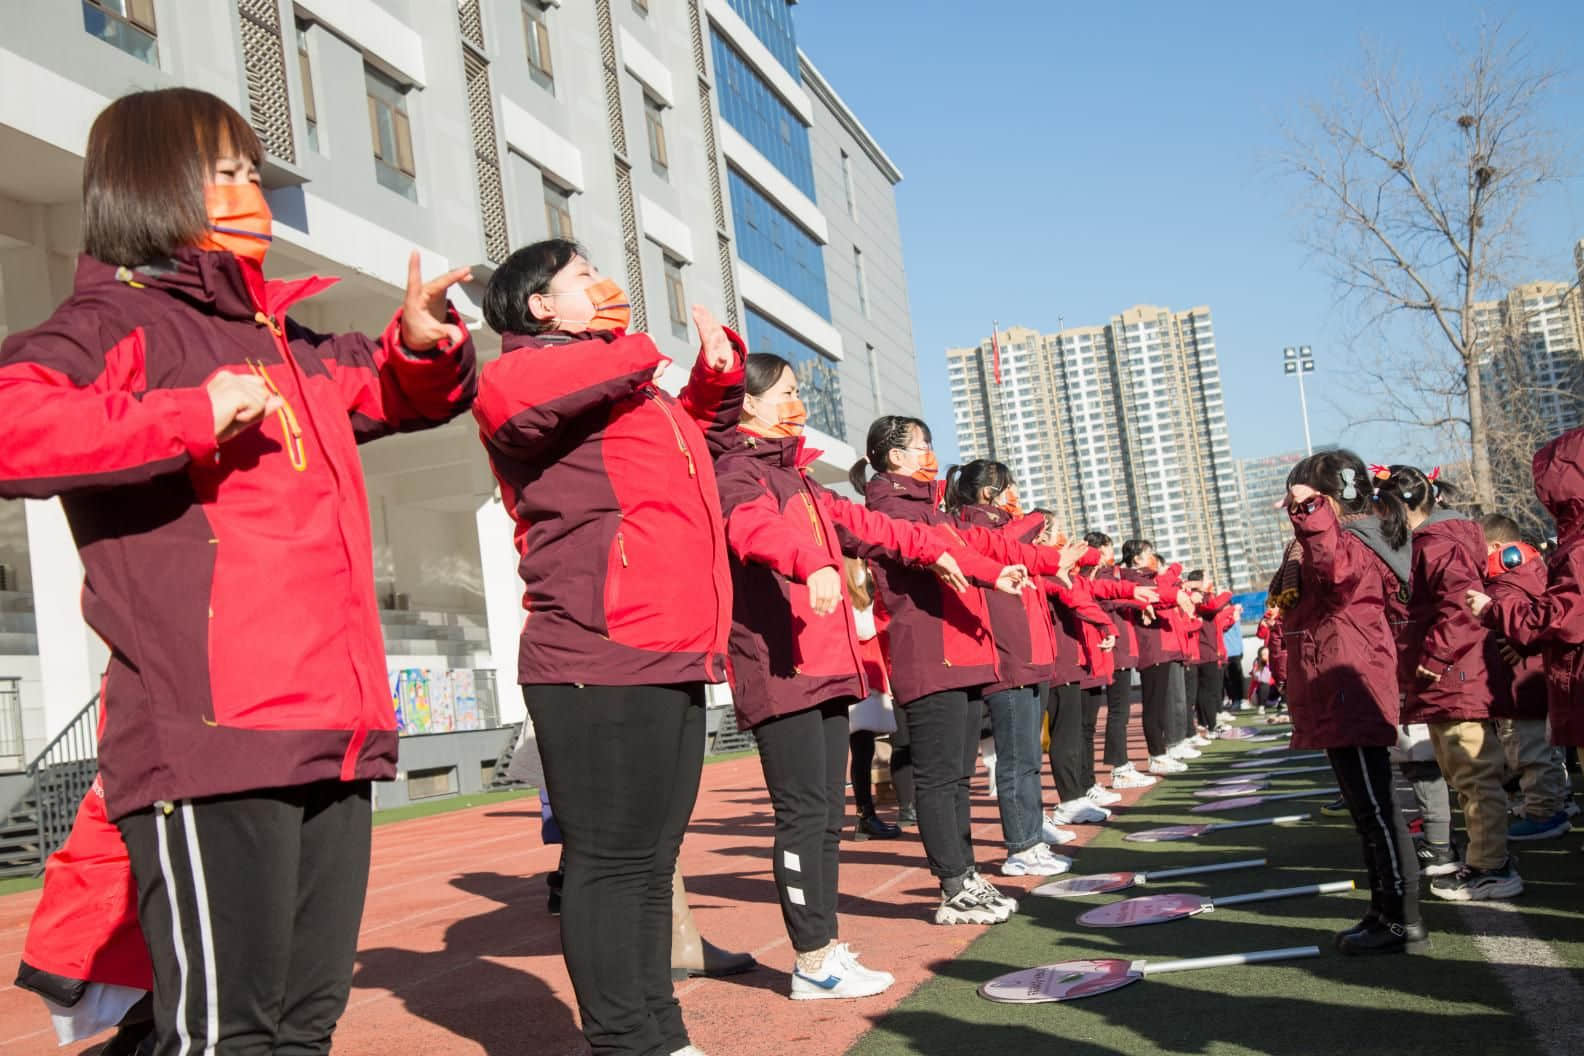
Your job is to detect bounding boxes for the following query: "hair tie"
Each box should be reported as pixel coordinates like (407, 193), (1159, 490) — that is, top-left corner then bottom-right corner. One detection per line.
(1340, 467), (1358, 501)
(1426, 466), (1442, 483)
(1368, 463), (1391, 481)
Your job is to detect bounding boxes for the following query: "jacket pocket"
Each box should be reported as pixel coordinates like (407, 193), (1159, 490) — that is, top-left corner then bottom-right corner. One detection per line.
(603, 528), (628, 632)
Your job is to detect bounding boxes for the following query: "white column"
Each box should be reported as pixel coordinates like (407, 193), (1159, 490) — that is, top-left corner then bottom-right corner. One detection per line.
(25, 498), (106, 740)
(475, 495), (525, 725)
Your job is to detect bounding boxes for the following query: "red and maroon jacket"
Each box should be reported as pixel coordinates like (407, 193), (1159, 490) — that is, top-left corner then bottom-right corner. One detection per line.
(863, 473), (1067, 705)
(1483, 555), (1547, 720)
(1485, 427), (1584, 745)
(1282, 500), (1400, 749)
(956, 504), (1056, 694)
(715, 431), (964, 729)
(0, 250), (475, 817)
(1120, 566), (1182, 669)
(1087, 565), (1141, 670)
(1194, 593), (1234, 663)
(1048, 572), (1117, 688)
(474, 327), (742, 688)
(1400, 513), (1492, 724)
(1258, 616), (1288, 686)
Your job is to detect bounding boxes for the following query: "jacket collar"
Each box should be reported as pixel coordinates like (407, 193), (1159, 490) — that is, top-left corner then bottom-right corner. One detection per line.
(77, 249), (338, 321)
(866, 471), (942, 506)
(726, 428), (823, 469)
(499, 328), (622, 354)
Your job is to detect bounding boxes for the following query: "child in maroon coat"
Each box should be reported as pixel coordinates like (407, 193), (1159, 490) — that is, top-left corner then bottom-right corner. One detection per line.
(1476, 514), (1572, 841)
(1282, 450), (1426, 954)
(1380, 465), (1521, 902)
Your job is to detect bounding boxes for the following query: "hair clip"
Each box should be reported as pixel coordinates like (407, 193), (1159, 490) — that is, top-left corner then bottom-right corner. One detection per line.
(1340, 467), (1358, 501)
(1426, 466), (1442, 482)
(1368, 463), (1391, 481)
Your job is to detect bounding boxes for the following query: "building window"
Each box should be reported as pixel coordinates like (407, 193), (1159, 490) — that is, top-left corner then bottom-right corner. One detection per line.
(728, 168), (829, 318)
(840, 149), (857, 221)
(644, 94), (669, 180)
(725, 0), (800, 76)
(853, 246), (869, 318)
(366, 66), (417, 200)
(296, 21), (319, 153)
(82, 0), (157, 65)
(522, 2), (555, 92)
(543, 177), (574, 239)
(664, 255), (688, 338)
(710, 31), (815, 196)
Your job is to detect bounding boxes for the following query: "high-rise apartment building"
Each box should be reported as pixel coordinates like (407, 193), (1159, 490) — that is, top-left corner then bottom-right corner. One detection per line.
(1477, 273), (1584, 441)
(1234, 448), (1335, 589)
(947, 305), (1250, 589)
(0, 0), (922, 766)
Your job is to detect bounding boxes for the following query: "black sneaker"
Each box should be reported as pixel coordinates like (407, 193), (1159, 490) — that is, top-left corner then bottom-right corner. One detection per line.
(1321, 797), (1350, 817)
(854, 813), (902, 840)
(1334, 909), (1382, 948)
(1337, 919), (1431, 956)
(1414, 837), (1461, 878)
(1429, 858), (1524, 901)
(546, 869), (564, 916)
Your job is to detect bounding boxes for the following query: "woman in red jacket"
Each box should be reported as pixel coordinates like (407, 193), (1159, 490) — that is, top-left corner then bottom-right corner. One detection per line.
(1120, 542), (1194, 774)
(851, 417), (1074, 925)
(1378, 465), (1520, 903)
(1469, 425), (1584, 753)
(714, 354), (996, 998)
(944, 464), (1076, 878)
(1280, 449), (1426, 954)
(1084, 534), (1159, 788)
(475, 239), (739, 1055)
(1187, 572), (1235, 736)
(0, 89), (476, 1054)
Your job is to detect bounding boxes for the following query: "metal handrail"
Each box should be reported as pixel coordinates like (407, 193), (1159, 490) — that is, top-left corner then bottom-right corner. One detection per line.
(26, 693), (101, 869)
(24, 692), (100, 776)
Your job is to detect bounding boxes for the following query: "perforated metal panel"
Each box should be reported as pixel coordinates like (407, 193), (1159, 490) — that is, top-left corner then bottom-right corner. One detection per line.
(237, 0), (295, 164)
(457, 0), (484, 50)
(463, 51), (509, 264)
(718, 234), (739, 330)
(614, 160), (648, 332)
(594, 0), (627, 157)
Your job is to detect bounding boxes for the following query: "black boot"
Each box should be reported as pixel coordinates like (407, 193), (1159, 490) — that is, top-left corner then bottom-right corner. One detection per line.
(896, 805), (917, 828)
(1338, 919), (1431, 956)
(1335, 909), (1383, 947)
(854, 812), (902, 840)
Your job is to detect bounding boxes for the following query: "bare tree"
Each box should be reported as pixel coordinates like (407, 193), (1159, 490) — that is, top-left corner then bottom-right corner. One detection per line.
(1286, 24), (1559, 510)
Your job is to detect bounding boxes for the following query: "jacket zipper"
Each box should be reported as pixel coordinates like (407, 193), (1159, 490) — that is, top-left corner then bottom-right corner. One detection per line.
(616, 531), (628, 567)
(647, 390), (695, 477)
(798, 472), (867, 693)
(799, 492), (824, 547)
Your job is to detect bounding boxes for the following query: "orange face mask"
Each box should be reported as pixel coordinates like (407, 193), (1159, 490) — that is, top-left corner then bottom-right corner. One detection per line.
(200, 183), (273, 265)
(555, 278), (631, 333)
(744, 396), (808, 439)
(909, 450), (939, 483)
(997, 486), (1024, 519)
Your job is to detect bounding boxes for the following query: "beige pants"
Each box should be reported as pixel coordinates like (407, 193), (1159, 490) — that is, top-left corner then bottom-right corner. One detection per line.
(1429, 720), (1510, 870)
(1497, 718), (1571, 820)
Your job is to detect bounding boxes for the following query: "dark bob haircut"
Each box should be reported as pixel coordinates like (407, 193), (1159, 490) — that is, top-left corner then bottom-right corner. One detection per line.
(83, 88), (263, 267)
(483, 239), (583, 335)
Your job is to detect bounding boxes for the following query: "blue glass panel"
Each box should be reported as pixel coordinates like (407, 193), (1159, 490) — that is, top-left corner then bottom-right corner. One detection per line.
(744, 306), (844, 439)
(726, 0), (799, 77)
(710, 30), (815, 198)
(729, 168), (829, 319)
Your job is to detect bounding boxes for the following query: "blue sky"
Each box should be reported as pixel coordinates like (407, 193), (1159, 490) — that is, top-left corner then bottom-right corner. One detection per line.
(794, 1), (1584, 465)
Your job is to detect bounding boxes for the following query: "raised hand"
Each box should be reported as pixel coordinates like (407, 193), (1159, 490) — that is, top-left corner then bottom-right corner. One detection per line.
(692, 305), (732, 371)
(401, 251), (472, 351)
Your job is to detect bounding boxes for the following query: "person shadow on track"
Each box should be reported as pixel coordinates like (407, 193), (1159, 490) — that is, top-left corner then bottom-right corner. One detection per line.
(351, 870), (582, 1056)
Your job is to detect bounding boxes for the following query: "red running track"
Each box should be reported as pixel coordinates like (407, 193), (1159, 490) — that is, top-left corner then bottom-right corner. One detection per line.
(0, 708), (1178, 1055)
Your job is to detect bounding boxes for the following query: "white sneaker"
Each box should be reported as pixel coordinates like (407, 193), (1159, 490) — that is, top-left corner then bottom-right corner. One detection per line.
(672, 1047), (709, 1056)
(791, 944), (893, 1000)
(833, 943), (894, 990)
(1111, 765), (1158, 789)
(1042, 815), (1078, 844)
(1169, 742), (1202, 760)
(1189, 734), (1213, 748)
(1002, 844), (1070, 876)
(1216, 711), (1237, 725)
(1086, 783), (1123, 806)
(1052, 799), (1110, 824)
(956, 873), (1020, 918)
(934, 886), (1005, 925)
(1149, 754), (1188, 775)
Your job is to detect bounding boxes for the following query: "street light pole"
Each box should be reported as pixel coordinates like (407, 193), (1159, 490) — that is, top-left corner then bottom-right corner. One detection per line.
(1283, 346), (1316, 456)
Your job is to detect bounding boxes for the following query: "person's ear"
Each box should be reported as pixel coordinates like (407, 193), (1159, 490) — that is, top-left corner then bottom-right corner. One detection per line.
(528, 291), (555, 324)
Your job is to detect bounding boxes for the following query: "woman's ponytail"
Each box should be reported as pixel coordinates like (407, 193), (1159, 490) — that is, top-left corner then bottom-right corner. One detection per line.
(848, 458), (870, 494)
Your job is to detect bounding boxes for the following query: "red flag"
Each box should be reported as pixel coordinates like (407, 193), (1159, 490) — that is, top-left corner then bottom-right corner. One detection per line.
(991, 322), (1002, 386)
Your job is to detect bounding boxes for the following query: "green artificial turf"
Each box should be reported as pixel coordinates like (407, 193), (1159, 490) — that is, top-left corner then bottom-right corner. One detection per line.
(371, 786), (535, 826)
(849, 724), (1583, 1056)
